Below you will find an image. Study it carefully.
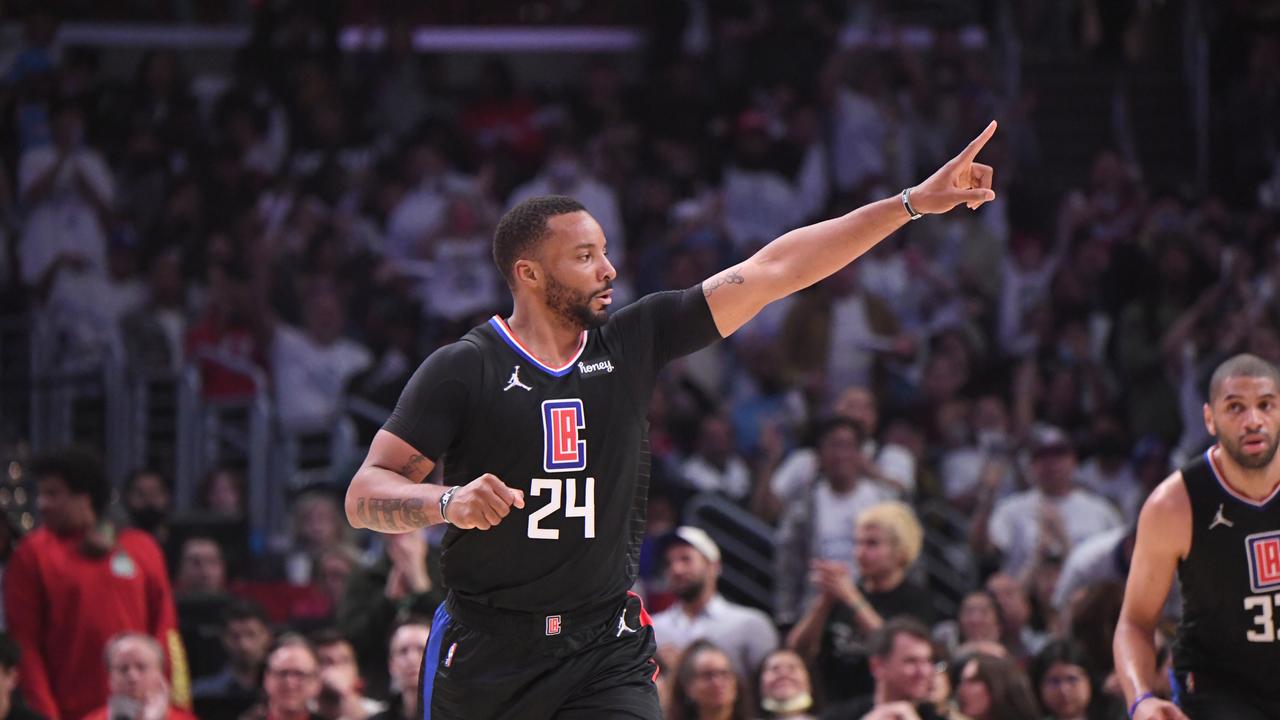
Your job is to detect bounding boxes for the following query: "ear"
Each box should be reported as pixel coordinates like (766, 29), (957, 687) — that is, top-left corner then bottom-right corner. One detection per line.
(1203, 402), (1216, 437)
(513, 259), (540, 288)
(868, 654), (883, 679)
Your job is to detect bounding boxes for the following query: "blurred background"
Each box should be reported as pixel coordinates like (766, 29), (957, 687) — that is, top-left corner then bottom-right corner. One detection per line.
(0, 1), (1279, 719)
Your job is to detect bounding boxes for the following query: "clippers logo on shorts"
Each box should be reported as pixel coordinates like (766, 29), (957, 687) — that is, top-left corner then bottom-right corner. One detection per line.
(1246, 530), (1280, 593)
(546, 615), (562, 636)
(542, 399), (586, 472)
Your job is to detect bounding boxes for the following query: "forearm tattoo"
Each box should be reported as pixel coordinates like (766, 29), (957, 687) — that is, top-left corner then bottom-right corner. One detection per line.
(355, 497), (430, 530)
(703, 269), (745, 297)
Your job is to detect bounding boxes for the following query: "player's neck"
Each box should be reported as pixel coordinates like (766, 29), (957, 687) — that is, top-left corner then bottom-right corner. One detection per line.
(1213, 445), (1280, 501)
(505, 304), (585, 366)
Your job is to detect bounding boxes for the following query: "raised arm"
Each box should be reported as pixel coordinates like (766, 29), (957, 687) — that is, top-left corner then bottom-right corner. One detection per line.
(1113, 474), (1191, 720)
(702, 121), (998, 336)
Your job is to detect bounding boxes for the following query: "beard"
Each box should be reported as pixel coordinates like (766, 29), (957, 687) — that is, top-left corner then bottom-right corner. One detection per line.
(673, 575), (708, 604)
(545, 272), (609, 330)
(1220, 432), (1280, 469)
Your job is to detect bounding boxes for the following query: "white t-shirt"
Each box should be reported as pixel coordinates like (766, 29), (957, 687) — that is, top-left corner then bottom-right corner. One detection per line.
(771, 443), (916, 498)
(989, 488), (1125, 576)
(19, 146), (113, 286)
(680, 455), (752, 501)
(272, 325), (373, 434)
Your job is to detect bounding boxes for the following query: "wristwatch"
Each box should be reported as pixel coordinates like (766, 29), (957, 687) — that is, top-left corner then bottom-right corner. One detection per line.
(439, 485), (460, 524)
(900, 187), (923, 220)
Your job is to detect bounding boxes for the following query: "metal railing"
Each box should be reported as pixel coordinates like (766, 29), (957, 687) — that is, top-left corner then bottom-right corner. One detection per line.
(683, 492), (777, 614)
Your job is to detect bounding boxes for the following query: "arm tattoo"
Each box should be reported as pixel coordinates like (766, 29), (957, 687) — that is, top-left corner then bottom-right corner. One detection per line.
(703, 269), (745, 297)
(361, 497), (430, 531)
(397, 454), (429, 482)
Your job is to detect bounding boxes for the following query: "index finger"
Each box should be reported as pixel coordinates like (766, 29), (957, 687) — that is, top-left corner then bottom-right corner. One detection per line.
(959, 120), (998, 162)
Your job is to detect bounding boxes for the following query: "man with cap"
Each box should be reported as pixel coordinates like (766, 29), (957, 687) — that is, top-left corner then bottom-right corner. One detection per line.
(649, 527), (779, 679)
(976, 425), (1124, 577)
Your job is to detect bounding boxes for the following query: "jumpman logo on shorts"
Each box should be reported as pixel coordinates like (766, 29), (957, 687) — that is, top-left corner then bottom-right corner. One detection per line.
(504, 365), (533, 392)
(1209, 503), (1234, 530)
(616, 609), (638, 637)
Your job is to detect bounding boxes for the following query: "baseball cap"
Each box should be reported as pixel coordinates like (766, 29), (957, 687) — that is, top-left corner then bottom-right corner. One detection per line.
(1030, 425), (1073, 457)
(664, 526), (721, 564)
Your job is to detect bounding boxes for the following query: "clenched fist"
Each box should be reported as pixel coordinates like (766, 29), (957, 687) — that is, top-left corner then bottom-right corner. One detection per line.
(446, 473), (526, 530)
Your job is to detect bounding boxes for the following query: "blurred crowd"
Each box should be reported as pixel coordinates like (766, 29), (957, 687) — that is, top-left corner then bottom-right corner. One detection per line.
(2, 1), (1280, 720)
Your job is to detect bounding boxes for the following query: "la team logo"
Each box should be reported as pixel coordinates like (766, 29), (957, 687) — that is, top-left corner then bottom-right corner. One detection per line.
(1246, 530), (1280, 594)
(542, 399), (586, 472)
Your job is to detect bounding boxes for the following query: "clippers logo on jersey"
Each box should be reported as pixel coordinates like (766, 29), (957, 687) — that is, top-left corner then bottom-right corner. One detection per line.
(545, 615), (562, 636)
(1246, 530), (1280, 593)
(542, 399), (587, 472)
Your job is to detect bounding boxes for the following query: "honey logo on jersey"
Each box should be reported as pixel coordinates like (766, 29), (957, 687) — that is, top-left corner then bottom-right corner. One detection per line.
(542, 399), (586, 472)
(1246, 530), (1280, 593)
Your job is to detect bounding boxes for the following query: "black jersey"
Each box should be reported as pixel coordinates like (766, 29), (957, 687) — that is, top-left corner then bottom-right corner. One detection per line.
(1174, 447), (1280, 699)
(382, 286), (720, 614)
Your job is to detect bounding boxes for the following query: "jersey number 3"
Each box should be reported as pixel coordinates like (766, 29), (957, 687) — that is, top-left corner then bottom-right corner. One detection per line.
(1245, 594), (1280, 642)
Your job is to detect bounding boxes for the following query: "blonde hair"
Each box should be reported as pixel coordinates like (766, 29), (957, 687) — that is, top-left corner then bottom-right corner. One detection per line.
(856, 501), (923, 568)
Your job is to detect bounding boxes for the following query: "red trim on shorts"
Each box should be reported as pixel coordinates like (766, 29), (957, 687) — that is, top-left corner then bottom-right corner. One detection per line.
(628, 590), (653, 627)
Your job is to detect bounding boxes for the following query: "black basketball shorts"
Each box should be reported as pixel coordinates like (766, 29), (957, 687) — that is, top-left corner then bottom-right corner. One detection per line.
(420, 591), (661, 720)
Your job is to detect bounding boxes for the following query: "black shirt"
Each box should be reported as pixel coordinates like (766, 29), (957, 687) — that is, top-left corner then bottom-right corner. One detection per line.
(383, 286), (720, 613)
(1174, 447), (1280, 699)
(817, 580), (936, 703)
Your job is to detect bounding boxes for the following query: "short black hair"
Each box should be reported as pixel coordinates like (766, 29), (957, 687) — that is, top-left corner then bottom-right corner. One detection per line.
(0, 632), (19, 671)
(1208, 353), (1280, 402)
(29, 446), (109, 515)
(492, 195), (586, 287)
(222, 597), (270, 627)
(813, 416), (865, 446)
(308, 626), (351, 649)
(869, 616), (932, 659)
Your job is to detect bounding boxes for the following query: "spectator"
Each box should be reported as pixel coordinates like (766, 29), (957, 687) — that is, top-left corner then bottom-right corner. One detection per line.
(819, 618), (940, 720)
(261, 488), (350, 585)
(123, 469), (173, 544)
(788, 501), (933, 703)
(976, 425), (1124, 576)
(174, 536), (227, 596)
(18, 98), (113, 301)
(984, 573), (1047, 661)
(756, 649), (817, 720)
(83, 633), (196, 720)
(197, 467), (245, 517)
(367, 618), (430, 720)
(192, 599), (272, 715)
(763, 386), (916, 521)
(185, 260), (270, 401)
(679, 414), (752, 502)
(669, 640), (754, 720)
(650, 527), (779, 680)
(949, 652), (1040, 720)
(1028, 639), (1122, 720)
(249, 635), (323, 720)
(775, 418), (898, 624)
(0, 633), (43, 720)
(310, 629), (384, 720)
(954, 590), (1005, 653)
(4, 448), (187, 720)
(120, 248), (190, 373)
(0, 514), (20, 632)
(337, 532), (441, 698)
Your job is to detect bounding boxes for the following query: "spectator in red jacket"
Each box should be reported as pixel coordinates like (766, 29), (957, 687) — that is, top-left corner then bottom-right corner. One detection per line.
(83, 634), (196, 720)
(3, 448), (189, 720)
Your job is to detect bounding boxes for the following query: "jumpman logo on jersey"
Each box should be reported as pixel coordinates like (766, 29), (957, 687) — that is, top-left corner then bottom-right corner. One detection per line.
(616, 609), (638, 637)
(504, 365), (533, 392)
(1210, 503), (1234, 530)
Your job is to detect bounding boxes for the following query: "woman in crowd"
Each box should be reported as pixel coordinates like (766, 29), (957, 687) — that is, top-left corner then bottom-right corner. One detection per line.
(951, 651), (1040, 720)
(756, 649), (817, 720)
(670, 640), (754, 720)
(1029, 639), (1124, 720)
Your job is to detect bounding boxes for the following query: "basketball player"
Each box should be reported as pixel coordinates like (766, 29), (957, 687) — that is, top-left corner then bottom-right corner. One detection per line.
(344, 122), (999, 719)
(1115, 354), (1280, 719)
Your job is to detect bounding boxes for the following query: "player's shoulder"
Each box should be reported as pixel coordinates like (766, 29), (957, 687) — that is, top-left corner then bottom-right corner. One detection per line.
(1137, 471), (1193, 531)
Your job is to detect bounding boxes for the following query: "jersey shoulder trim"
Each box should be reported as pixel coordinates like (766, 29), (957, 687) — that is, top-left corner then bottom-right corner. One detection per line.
(1204, 446), (1280, 508)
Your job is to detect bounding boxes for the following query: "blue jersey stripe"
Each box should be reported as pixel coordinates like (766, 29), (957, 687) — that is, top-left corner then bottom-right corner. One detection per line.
(487, 316), (585, 377)
(421, 602), (453, 719)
